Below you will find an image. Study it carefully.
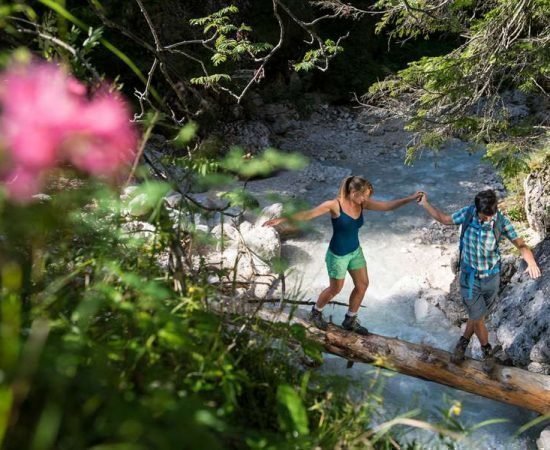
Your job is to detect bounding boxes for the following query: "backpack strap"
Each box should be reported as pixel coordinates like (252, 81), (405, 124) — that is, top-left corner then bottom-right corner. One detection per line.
(493, 211), (504, 243)
(458, 205), (476, 255)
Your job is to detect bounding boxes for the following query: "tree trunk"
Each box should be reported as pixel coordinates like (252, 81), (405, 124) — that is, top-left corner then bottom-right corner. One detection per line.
(256, 309), (550, 415)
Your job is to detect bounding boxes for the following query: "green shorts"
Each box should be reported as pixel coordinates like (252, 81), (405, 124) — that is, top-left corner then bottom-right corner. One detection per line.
(325, 247), (367, 280)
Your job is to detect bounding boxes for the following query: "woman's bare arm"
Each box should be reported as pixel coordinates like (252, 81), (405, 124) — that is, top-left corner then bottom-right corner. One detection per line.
(263, 199), (338, 227)
(363, 192), (422, 211)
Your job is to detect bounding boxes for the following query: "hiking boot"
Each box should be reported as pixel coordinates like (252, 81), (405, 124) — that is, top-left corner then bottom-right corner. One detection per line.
(481, 344), (501, 374)
(451, 336), (470, 364)
(341, 315), (369, 336)
(309, 307), (328, 331)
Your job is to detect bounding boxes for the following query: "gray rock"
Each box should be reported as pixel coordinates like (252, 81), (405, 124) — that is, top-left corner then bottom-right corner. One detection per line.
(537, 428), (550, 450)
(255, 203), (283, 227)
(299, 161), (351, 185)
(164, 192), (182, 208)
(524, 164), (549, 239)
(367, 125), (385, 136)
(490, 237), (550, 371)
(239, 222), (281, 261)
(222, 120), (272, 154)
(211, 223), (239, 242)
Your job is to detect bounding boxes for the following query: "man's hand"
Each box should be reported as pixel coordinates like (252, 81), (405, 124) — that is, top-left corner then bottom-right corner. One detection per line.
(513, 238), (541, 279)
(526, 262), (542, 279)
(417, 191), (428, 206)
(410, 191), (424, 203)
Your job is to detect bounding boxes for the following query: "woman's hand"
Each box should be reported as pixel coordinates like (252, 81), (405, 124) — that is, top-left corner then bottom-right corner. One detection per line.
(410, 191), (424, 203)
(263, 217), (285, 227)
(417, 191), (428, 206)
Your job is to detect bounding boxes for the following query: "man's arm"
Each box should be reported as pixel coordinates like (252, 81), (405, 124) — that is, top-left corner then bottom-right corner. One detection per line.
(512, 238), (541, 279)
(418, 192), (454, 225)
(363, 192), (422, 211)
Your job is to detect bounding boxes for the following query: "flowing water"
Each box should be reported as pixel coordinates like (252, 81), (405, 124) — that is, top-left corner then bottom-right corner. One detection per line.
(247, 137), (541, 448)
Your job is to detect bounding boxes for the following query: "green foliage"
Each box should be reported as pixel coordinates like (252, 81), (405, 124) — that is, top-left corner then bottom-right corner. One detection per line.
(190, 5), (272, 84)
(294, 39), (344, 72)
(221, 147), (308, 179)
(276, 384), (310, 436)
(368, 0), (550, 166)
(484, 142), (530, 179)
(190, 73), (232, 86)
(174, 121), (199, 147)
(0, 179), (389, 449)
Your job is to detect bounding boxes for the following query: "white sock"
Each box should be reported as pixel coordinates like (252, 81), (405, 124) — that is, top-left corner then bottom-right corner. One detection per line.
(346, 311), (357, 317)
(314, 305), (324, 312)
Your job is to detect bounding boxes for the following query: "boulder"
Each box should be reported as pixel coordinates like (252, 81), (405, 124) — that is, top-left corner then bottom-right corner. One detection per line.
(490, 237), (550, 372)
(211, 223), (239, 243)
(255, 203), (283, 227)
(239, 221), (281, 261)
(537, 428), (550, 450)
(524, 164), (549, 239)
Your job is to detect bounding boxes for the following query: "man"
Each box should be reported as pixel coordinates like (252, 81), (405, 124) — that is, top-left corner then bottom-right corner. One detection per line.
(418, 189), (541, 369)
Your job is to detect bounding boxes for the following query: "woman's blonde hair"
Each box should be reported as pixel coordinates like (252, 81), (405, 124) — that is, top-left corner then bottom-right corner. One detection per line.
(338, 176), (373, 199)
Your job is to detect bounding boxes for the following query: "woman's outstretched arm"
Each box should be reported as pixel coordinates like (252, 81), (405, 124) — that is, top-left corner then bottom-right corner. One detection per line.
(263, 199), (337, 227)
(362, 192), (422, 211)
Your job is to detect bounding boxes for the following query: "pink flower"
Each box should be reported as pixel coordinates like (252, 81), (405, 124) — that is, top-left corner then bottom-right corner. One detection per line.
(0, 61), (138, 202)
(64, 93), (138, 176)
(3, 166), (43, 203)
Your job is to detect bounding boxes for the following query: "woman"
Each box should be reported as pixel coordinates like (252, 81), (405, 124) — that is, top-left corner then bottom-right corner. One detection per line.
(264, 175), (422, 334)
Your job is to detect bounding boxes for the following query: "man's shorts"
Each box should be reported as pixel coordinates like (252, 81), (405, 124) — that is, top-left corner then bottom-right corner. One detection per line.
(325, 246), (367, 280)
(459, 271), (500, 320)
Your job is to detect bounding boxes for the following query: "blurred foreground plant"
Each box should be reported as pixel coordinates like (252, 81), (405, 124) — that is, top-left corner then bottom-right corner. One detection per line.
(0, 57), (137, 202)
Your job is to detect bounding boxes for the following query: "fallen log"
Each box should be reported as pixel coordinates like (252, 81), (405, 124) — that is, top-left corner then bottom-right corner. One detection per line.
(256, 308), (550, 415)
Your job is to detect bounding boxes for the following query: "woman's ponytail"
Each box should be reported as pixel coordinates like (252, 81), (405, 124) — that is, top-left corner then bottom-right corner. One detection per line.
(338, 176), (374, 198)
(338, 176), (355, 198)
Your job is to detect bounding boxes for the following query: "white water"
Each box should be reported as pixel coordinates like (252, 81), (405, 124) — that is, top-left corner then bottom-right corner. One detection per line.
(248, 141), (540, 448)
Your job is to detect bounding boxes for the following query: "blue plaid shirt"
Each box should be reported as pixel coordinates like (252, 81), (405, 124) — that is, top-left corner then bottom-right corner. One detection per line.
(452, 206), (518, 277)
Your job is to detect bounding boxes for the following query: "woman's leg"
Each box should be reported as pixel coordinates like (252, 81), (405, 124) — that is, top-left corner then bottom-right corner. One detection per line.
(315, 277), (345, 309)
(347, 267), (369, 313)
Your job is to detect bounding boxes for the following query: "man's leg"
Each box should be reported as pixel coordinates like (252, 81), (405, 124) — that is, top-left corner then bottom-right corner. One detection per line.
(463, 320), (475, 340)
(472, 318), (489, 346)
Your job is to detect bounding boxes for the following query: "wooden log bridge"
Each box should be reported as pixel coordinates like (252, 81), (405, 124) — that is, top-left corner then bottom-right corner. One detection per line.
(257, 309), (550, 414)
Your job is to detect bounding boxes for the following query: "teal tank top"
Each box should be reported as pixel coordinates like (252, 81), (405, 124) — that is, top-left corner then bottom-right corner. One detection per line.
(329, 200), (364, 256)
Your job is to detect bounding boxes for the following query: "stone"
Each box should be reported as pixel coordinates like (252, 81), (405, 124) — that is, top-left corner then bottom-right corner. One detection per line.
(537, 428), (550, 450)
(490, 237), (550, 371)
(127, 193), (152, 217)
(524, 164), (549, 239)
(121, 220), (156, 242)
(299, 161), (351, 185)
(221, 120), (272, 154)
(211, 223), (239, 242)
(164, 192), (182, 208)
(239, 222), (281, 261)
(255, 203), (283, 227)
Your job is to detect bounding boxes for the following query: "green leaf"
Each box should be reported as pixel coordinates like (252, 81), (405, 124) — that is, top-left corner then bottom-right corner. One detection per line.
(175, 122), (198, 147)
(276, 384), (309, 435)
(0, 386), (13, 447)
